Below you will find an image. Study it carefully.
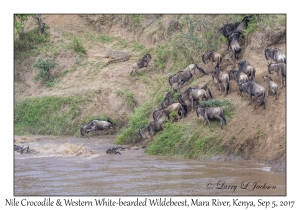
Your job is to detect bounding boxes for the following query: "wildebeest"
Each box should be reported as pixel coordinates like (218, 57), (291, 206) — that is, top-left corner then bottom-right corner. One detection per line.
(168, 64), (207, 91)
(265, 48), (286, 64)
(168, 70), (193, 91)
(161, 92), (174, 108)
(153, 103), (186, 121)
(182, 63), (207, 77)
(139, 113), (167, 139)
(228, 69), (249, 96)
(235, 15), (252, 34)
(211, 69), (230, 95)
(106, 147), (122, 155)
(238, 80), (266, 109)
(130, 54), (152, 75)
(178, 87), (208, 113)
(192, 82), (213, 99)
(229, 32), (241, 63)
(80, 118), (113, 136)
(14, 144), (29, 154)
(202, 50), (222, 69)
(195, 105), (226, 132)
(262, 75), (279, 100)
(237, 60), (256, 80)
(267, 62), (286, 88)
(219, 15), (252, 47)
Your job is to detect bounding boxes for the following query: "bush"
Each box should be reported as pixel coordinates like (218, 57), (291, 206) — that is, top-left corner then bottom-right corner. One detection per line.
(32, 56), (58, 82)
(69, 36), (87, 54)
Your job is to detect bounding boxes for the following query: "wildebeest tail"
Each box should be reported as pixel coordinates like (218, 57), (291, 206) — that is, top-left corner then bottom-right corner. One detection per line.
(252, 69), (256, 80)
(195, 64), (207, 75)
(107, 118), (114, 124)
(221, 111), (226, 125)
(258, 91), (266, 108)
(179, 103), (187, 118)
(226, 80), (230, 93)
(207, 87), (213, 99)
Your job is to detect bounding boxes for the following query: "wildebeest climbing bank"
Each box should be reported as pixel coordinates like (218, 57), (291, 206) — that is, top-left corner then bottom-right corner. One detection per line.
(14, 14), (286, 173)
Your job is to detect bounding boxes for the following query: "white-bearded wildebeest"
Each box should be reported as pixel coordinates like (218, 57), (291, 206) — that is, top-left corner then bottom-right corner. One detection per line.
(262, 75), (279, 100)
(265, 48), (286, 64)
(168, 64), (207, 91)
(202, 50), (222, 69)
(153, 103), (186, 121)
(139, 113), (167, 139)
(14, 144), (29, 154)
(195, 105), (226, 132)
(229, 32), (241, 63)
(192, 82), (213, 99)
(80, 119), (113, 136)
(267, 62), (286, 88)
(161, 92), (174, 108)
(182, 63), (207, 77)
(130, 54), (152, 75)
(235, 15), (252, 34)
(178, 87), (208, 113)
(238, 80), (266, 109)
(219, 15), (252, 48)
(168, 70), (193, 91)
(228, 69), (249, 96)
(211, 69), (230, 96)
(237, 60), (256, 80)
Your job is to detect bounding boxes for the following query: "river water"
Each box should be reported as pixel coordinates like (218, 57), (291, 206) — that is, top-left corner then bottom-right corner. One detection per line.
(14, 136), (285, 196)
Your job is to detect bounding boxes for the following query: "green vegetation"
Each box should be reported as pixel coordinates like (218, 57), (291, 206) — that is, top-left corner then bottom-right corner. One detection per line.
(14, 14), (285, 159)
(69, 36), (87, 54)
(146, 120), (224, 158)
(32, 56), (58, 83)
(115, 101), (153, 145)
(115, 90), (138, 109)
(14, 95), (93, 136)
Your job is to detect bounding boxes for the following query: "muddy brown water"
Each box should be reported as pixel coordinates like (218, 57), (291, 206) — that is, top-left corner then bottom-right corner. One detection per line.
(14, 136), (285, 196)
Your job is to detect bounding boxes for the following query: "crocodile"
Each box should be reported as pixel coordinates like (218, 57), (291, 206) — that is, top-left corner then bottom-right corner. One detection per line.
(104, 50), (131, 66)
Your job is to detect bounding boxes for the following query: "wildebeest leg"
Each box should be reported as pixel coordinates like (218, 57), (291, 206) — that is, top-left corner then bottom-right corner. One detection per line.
(266, 87), (269, 97)
(218, 83), (222, 95)
(254, 96), (260, 109)
(280, 75), (283, 89)
(215, 115), (224, 129)
(248, 94), (253, 106)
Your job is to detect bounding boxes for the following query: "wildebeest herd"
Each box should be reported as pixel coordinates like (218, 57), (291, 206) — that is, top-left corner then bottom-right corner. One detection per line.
(77, 15), (286, 153)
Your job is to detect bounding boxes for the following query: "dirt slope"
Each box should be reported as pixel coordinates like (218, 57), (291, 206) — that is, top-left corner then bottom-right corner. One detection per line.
(14, 15), (286, 170)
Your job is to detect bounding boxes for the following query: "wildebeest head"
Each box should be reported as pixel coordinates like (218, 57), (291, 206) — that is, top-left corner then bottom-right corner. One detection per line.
(242, 15), (252, 25)
(228, 70), (236, 80)
(267, 62), (273, 74)
(144, 53), (152, 61)
(196, 106), (205, 116)
(238, 81), (250, 94)
(237, 60), (247, 70)
(80, 126), (85, 136)
(262, 75), (273, 82)
(139, 126), (148, 139)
